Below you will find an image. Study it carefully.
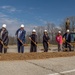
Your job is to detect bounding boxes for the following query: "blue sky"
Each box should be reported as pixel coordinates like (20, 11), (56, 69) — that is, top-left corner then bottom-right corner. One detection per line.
(0, 0), (75, 35)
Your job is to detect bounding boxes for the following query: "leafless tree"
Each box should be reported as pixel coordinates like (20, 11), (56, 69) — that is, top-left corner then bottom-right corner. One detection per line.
(9, 36), (16, 45)
(46, 22), (56, 44)
(59, 16), (75, 33)
(68, 16), (75, 32)
(36, 26), (45, 43)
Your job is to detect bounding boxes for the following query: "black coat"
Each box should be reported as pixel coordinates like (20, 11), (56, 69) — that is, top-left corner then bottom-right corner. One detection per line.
(29, 34), (37, 45)
(63, 33), (71, 43)
(0, 28), (9, 45)
(43, 34), (50, 43)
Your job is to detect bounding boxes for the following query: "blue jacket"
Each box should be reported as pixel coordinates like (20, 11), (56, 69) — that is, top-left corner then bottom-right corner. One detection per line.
(15, 28), (26, 44)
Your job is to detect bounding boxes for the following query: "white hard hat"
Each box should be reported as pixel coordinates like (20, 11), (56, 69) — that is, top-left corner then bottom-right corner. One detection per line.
(44, 30), (47, 32)
(21, 24), (24, 28)
(67, 29), (69, 32)
(32, 29), (36, 32)
(2, 24), (6, 28)
(58, 31), (61, 33)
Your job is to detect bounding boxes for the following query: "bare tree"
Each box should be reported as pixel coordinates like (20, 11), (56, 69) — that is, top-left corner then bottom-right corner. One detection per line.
(36, 26), (45, 43)
(9, 36), (16, 45)
(68, 16), (75, 32)
(46, 22), (56, 44)
(59, 16), (75, 33)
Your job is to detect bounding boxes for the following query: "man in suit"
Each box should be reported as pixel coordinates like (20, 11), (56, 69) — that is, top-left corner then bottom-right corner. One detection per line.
(0, 24), (9, 53)
(43, 30), (50, 52)
(63, 29), (71, 51)
(15, 24), (26, 53)
(29, 29), (37, 52)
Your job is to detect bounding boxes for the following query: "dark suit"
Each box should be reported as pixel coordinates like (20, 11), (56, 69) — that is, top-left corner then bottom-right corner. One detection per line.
(63, 33), (71, 51)
(43, 34), (50, 52)
(29, 34), (37, 52)
(0, 28), (9, 53)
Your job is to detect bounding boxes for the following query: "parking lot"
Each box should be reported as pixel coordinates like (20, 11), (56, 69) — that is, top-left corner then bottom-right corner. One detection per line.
(0, 56), (75, 75)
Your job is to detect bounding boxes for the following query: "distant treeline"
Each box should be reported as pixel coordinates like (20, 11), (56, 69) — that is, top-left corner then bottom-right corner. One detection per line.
(9, 16), (75, 45)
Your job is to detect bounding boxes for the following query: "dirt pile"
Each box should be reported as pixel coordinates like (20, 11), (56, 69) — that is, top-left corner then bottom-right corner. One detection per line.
(0, 52), (75, 61)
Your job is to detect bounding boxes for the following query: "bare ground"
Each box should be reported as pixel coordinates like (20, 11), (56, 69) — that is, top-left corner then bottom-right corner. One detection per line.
(0, 52), (75, 61)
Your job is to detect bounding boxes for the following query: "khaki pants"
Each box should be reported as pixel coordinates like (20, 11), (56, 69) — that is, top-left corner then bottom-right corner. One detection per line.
(58, 44), (62, 52)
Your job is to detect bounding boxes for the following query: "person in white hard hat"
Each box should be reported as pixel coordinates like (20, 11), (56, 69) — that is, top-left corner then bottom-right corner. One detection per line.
(44, 30), (47, 32)
(2, 24), (6, 28)
(29, 29), (37, 52)
(0, 24), (9, 53)
(63, 29), (71, 51)
(15, 24), (26, 53)
(66, 29), (69, 33)
(43, 30), (50, 52)
(56, 31), (63, 52)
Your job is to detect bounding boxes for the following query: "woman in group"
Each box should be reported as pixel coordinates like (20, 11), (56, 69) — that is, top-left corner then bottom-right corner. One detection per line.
(56, 31), (63, 52)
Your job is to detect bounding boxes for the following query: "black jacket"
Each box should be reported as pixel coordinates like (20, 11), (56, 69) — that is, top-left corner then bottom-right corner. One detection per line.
(0, 28), (9, 45)
(63, 33), (71, 43)
(29, 34), (37, 45)
(43, 34), (50, 43)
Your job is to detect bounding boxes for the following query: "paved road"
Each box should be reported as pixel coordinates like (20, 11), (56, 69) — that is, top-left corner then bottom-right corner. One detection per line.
(0, 56), (75, 75)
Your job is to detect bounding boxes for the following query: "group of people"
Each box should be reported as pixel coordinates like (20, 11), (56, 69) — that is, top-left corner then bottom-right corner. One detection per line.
(15, 24), (50, 53)
(56, 29), (71, 52)
(0, 23), (72, 53)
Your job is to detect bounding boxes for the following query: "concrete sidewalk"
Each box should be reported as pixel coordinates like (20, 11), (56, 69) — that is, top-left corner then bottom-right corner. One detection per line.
(0, 56), (75, 75)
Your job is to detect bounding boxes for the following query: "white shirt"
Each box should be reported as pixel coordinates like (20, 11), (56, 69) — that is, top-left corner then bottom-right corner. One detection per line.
(18, 30), (22, 38)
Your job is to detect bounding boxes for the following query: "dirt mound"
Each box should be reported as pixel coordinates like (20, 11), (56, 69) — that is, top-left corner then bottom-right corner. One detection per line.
(0, 52), (75, 61)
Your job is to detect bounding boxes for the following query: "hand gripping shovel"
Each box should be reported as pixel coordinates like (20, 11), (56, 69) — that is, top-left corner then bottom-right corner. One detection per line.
(0, 40), (9, 49)
(18, 38), (28, 46)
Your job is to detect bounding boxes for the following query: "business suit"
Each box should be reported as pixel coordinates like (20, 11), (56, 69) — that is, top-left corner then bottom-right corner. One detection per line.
(29, 34), (37, 52)
(43, 34), (50, 52)
(15, 28), (26, 53)
(63, 33), (71, 51)
(0, 28), (9, 53)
